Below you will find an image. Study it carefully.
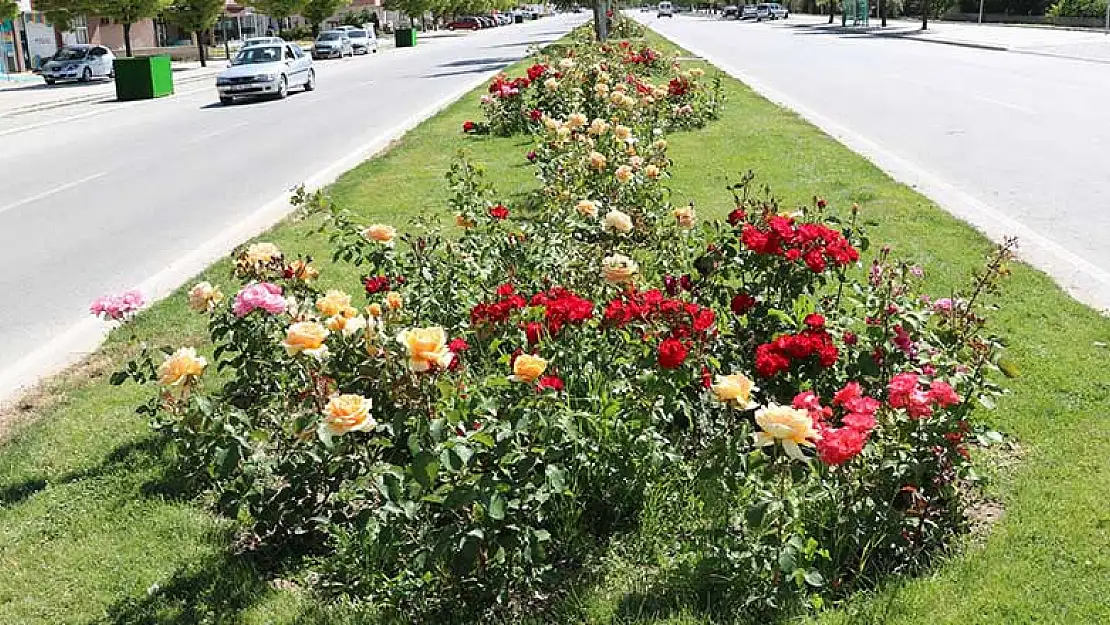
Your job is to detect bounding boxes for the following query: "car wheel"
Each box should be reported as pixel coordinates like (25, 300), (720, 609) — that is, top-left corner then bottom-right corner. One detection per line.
(276, 76), (288, 99)
(303, 69), (316, 92)
(80, 67), (92, 82)
(44, 77), (55, 85)
(219, 96), (234, 105)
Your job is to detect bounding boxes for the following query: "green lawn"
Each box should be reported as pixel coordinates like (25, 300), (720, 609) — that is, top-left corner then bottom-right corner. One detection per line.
(1, 30), (1108, 625)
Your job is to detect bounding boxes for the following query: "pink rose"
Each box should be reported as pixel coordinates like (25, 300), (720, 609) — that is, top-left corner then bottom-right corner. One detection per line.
(232, 282), (286, 317)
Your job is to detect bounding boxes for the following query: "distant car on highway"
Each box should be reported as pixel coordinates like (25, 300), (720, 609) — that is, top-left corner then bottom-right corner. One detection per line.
(657, 1), (674, 17)
(346, 28), (378, 54)
(41, 45), (114, 85)
(312, 31), (353, 59)
(241, 36), (284, 48)
(755, 2), (789, 19)
(740, 4), (759, 19)
(216, 43), (315, 105)
(447, 17), (482, 30)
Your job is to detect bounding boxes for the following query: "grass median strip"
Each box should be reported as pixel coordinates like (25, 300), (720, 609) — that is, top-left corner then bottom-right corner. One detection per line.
(1, 29), (1108, 625)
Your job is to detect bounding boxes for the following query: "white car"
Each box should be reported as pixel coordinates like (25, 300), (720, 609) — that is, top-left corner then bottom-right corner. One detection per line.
(756, 2), (789, 19)
(216, 43), (314, 105)
(41, 45), (115, 85)
(657, 1), (674, 17)
(345, 28), (378, 54)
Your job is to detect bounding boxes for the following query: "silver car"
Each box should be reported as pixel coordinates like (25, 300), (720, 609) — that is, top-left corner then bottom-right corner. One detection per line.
(216, 43), (315, 104)
(41, 45), (115, 85)
(345, 28), (378, 54)
(312, 31), (353, 59)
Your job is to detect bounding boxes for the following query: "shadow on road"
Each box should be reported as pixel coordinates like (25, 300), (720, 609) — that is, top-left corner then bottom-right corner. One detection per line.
(439, 55), (520, 67)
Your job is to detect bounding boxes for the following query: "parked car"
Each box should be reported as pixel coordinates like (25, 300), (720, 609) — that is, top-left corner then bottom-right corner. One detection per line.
(722, 4), (739, 18)
(346, 28), (378, 54)
(768, 2), (789, 18)
(657, 1), (674, 17)
(41, 45), (114, 85)
(241, 36), (283, 48)
(447, 17), (482, 30)
(740, 4), (759, 19)
(312, 31), (353, 59)
(216, 43), (314, 104)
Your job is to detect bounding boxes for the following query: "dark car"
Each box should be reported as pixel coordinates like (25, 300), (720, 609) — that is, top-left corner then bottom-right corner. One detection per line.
(447, 17), (482, 30)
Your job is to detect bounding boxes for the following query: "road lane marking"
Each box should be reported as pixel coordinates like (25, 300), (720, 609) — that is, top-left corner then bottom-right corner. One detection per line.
(186, 121), (249, 144)
(885, 73), (1035, 115)
(0, 172), (107, 217)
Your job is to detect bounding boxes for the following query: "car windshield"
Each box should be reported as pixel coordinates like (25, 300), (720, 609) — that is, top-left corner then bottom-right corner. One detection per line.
(52, 47), (89, 61)
(349, 30), (366, 37)
(244, 38), (276, 47)
(232, 46), (281, 65)
(318, 32), (342, 41)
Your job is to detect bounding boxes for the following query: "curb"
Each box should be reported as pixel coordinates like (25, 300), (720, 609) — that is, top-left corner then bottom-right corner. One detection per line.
(0, 20), (578, 406)
(638, 19), (1110, 315)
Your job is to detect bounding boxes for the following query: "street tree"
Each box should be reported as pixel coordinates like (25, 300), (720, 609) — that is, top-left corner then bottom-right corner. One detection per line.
(244, 0), (307, 33)
(302, 0), (350, 35)
(33, 0), (93, 31)
(1, 0), (19, 23)
(96, 0), (172, 56)
(164, 0), (223, 67)
(383, 0), (431, 27)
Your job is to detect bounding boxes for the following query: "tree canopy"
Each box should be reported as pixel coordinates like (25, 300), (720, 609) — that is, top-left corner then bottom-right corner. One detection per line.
(244, 0), (306, 22)
(97, 0), (172, 55)
(1, 0), (19, 22)
(301, 0), (350, 34)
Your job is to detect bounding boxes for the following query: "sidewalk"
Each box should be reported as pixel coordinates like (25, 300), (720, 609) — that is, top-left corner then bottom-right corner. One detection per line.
(776, 14), (1110, 63)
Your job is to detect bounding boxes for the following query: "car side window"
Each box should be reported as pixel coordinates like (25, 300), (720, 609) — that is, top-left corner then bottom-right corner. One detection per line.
(291, 45), (303, 59)
(90, 47), (104, 56)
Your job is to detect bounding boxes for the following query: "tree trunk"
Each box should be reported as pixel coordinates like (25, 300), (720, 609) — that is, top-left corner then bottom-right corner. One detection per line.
(828, 1), (835, 23)
(123, 22), (132, 57)
(922, 0), (928, 29)
(880, 0), (886, 26)
(593, 0), (608, 42)
(196, 31), (207, 67)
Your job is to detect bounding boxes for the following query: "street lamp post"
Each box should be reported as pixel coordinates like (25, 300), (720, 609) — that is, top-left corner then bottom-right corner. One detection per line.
(978, 0), (985, 24)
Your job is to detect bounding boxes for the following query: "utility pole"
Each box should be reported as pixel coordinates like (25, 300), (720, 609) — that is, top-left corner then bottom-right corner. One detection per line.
(978, 0), (984, 24)
(880, 0), (886, 26)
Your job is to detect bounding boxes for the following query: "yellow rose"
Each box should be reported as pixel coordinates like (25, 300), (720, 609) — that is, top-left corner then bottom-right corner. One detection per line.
(645, 164), (661, 179)
(613, 83), (628, 93)
(619, 94), (637, 109)
(396, 327), (453, 372)
(556, 126), (572, 141)
(594, 82), (610, 97)
(673, 205), (696, 229)
(653, 86), (668, 99)
(321, 394), (375, 438)
(597, 70), (611, 83)
(653, 139), (668, 151)
(158, 347), (207, 387)
(543, 115), (559, 131)
(588, 118), (609, 136)
(385, 291), (403, 311)
(366, 303), (383, 317)
(559, 57), (575, 70)
(753, 404), (821, 461)
(602, 253), (638, 284)
(641, 96), (655, 106)
(286, 258), (319, 282)
(576, 199), (600, 219)
(615, 165), (634, 184)
(567, 113), (587, 129)
(244, 242), (281, 265)
(316, 290), (352, 318)
(602, 210), (633, 233)
(690, 67), (705, 78)
(544, 77), (559, 92)
(362, 224), (396, 245)
(187, 281), (223, 313)
(609, 91), (625, 106)
(711, 373), (758, 409)
(455, 214), (475, 229)
(588, 151), (607, 170)
(614, 125), (632, 142)
(283, 321), (330, 359)
(511, 353), (547, 383)
(326, 314), (368, 336)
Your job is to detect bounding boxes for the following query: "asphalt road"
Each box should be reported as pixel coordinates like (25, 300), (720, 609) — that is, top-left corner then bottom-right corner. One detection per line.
(635, 13), (1110, 311)
(0, 15), (584, 393)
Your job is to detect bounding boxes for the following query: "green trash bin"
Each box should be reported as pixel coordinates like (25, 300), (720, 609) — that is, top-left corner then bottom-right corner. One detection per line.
(394, 28), (417, 48)
(113, 55), (174, 101)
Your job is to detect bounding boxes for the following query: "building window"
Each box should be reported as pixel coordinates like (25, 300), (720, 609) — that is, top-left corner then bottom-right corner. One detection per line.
(72, 16), (88, 44)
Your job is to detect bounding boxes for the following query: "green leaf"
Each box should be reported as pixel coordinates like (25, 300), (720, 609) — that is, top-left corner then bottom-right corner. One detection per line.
(804, 569), (825, 587)
(546, 465), (566, 491)
(488, 493), (506, 521)
(412, 452), (439, 490)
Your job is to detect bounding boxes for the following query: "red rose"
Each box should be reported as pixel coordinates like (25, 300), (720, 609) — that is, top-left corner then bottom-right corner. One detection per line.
(927, 380), (961, 407)
(537, 375), (564, 392)
(726, 208), (746, 226)
(817, 427), (868, 465)
(489, 204), (509, 220)
(804, 313), (826, 330)
(448, 338), (469, 353)
(526, 150), (537, 162)
(843, 331), (858, 346)
(755, 343), (790, 377)
(529, 108), (543, 121)
(692, 307), (716, 333)
(496, 283), (515, 297)
(731, 293), (756, 315)
(364, 275), (390, 294)
(524, 321), (544, 346)
(463, 121), (476, 133)
(657, 337), (688, 370)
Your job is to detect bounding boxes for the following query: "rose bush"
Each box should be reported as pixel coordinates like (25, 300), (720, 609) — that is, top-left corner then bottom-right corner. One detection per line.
(115, 26), (1012, 624)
